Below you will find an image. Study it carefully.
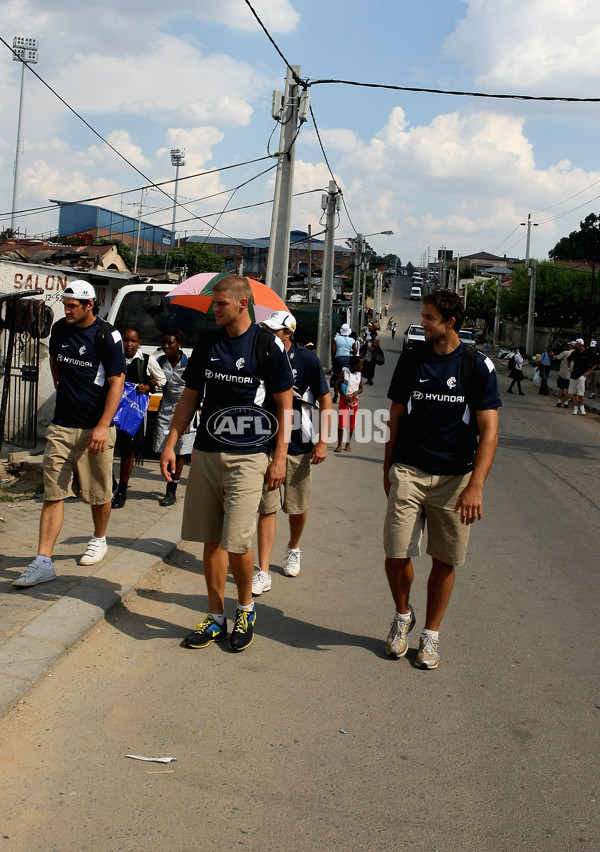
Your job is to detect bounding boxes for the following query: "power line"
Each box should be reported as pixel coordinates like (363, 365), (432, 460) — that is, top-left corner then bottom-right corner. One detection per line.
(242, 0), (302, 86)
(1, 155), (277, 222)
(306, 77), (600, 104)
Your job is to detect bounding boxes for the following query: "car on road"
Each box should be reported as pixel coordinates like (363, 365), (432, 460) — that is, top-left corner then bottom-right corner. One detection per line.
(410, 285), (422, 300)
(403, 324), (426, 350)
(458, 328), (476, 347)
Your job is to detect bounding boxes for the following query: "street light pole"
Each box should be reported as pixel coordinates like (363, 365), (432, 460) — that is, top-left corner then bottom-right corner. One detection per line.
(522, 213), (538, 355)
(10, 36), (38, 233)
(350, 234), (363, 330)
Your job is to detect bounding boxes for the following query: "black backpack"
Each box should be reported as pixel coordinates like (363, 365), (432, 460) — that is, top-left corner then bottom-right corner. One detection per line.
(507, 353), (516, 372)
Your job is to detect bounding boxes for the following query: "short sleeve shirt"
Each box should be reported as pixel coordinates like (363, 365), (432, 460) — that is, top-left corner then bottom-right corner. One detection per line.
(387, 343), (501, 475)
(286, 342), (330, 454)
(567, 349), (588, 379)
(183, 323), (293, 454)
(49, 317), (125, 429)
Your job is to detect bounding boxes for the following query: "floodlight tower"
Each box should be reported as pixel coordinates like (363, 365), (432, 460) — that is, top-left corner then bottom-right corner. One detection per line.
(170, 147), (186, 247)
(11, 36), (39, 233)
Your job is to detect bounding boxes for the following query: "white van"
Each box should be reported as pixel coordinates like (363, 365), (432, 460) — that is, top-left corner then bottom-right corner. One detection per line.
(410, 285), (422, 300)
(106, 282), (213, 420)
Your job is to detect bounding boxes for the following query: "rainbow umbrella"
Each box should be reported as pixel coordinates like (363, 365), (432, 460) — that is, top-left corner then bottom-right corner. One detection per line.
(167, 272), (288, 323)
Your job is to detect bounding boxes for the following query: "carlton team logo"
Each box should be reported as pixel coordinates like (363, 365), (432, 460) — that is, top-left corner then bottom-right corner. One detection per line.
(206, 406), (278, 446)
(447, 376), (457, 389)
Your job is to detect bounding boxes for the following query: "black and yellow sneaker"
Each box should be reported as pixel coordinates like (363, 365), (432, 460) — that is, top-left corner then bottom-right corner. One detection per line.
(183, 615), (227, 648)
(229, 607), (256, 652)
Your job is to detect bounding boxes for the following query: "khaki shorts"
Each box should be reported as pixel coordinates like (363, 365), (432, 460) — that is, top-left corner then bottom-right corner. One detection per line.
(182, 449), (269, 553)
(43, 423), (116, 505)
(384, 464), (472, 566)
(258, 452), (312, 515)
(569, 376), (586, 396)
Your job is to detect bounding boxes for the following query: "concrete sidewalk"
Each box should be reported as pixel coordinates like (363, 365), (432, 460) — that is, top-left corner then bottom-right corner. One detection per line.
(0, 455), (185, 717)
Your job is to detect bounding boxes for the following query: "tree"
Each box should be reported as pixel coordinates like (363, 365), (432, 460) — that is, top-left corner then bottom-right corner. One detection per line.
(0, 227), (16, 240)
(464, 279), (498, 330)
(502, 261), (597, 332)
(406, 261), (415, 277)
(549, 212), (600, 262)
(166, 243), (225, 277)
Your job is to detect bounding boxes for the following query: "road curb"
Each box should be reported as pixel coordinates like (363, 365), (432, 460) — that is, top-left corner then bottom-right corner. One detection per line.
(0, 507), (182, 718)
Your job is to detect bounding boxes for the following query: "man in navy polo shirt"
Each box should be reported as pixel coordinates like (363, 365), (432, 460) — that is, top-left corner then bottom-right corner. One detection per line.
(252, 310), (332, 595)
(161, 275), (294, 652)
(13, 281), (125, 588)
(383, 290), (500, 669)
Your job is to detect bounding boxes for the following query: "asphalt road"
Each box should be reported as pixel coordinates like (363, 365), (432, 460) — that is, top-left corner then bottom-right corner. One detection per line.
(1, 277), (598, 851)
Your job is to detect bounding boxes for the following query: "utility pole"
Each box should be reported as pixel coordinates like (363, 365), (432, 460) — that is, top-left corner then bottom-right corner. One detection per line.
(360, 252), (369, 331)
(133, 189), (146, 273)
(316, 181), (341, 370)
(266, 65), (308, 298)
(493, 275), (502, 347)
(307, 224), (312, 303)
(523, 213), (538, 355)
(351, 234), (363, 330)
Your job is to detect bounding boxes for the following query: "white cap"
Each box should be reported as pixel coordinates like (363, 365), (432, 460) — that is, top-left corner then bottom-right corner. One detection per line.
(62, 280), (96, 301)
(339, 323), (351, 336)
(590, 340), (597, 347)
(261, 310), (296, 331)
(576, 338), (585, 345)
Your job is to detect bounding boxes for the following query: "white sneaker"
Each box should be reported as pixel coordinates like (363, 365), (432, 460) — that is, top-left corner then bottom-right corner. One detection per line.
(79, 537), (108, 566)
(580, 405), (586, 415)
(572, 406), (579, 415)
(252, 570), (272, 596)
(563, 401), (569, 408)
(283, 546), (302, 577)
(12, 557), (56, 588)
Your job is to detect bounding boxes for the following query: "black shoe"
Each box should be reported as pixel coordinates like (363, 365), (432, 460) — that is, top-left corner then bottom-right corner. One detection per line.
(507, 389), (513, 394)
(183, 615), (228, 648)
(112, 491), (127, 509)
(159, 490), (176, 507)
(519, 392), (525, 396)
(229, 607), (256, 652)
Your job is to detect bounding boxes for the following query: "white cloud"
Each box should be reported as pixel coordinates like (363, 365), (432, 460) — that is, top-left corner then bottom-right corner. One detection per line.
(445, 0), (600, 93)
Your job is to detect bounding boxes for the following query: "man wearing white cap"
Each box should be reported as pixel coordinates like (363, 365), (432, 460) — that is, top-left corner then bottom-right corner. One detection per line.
(12, 281), (126, 588)
(253, 310), (332, 594)
(567, 339), (590, 415)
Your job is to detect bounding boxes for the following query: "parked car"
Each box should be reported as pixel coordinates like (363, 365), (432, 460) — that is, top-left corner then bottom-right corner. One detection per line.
(409, 286), (422, 300)
(458, 328), (476, 347)
(403, 324), (426, 350)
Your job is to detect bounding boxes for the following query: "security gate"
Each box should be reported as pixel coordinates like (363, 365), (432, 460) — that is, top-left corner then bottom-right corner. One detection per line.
(0, 290), (47, 452)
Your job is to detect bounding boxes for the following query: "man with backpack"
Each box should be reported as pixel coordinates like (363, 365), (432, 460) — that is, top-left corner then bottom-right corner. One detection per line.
(382, 290), (501, 669)
(160, 275), (294, 652)
(12, 281), (126, 588)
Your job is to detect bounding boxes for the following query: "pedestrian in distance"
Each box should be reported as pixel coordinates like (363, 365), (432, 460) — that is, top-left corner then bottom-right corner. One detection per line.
(567, 339), (590, 415)
(253, 311), (332, 596)
(330, 323), (357, 403)
(537, 345), (554, 396)
(334, 355), (363, 453)
(112, 327), (166, 509)
(153, 329), (196, 507)
(160, 275), (294, 652)
(553, 341), (575, 408)
(585, 340), (600, 398)
(361, 328), (383, 386)
(12, 281), (126, 588)
(383, 290), (501, 669)
(391, 322), (397, 340)
(507, 347), (526, 395)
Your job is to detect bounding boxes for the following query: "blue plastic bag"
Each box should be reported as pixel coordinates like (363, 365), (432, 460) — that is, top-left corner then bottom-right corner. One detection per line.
(113, 381), (149, 438)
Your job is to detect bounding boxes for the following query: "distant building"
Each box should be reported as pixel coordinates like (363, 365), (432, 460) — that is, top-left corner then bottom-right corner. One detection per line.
(52, 201), (172, 255)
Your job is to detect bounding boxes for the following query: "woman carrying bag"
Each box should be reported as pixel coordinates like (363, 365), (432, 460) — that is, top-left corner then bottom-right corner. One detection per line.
(361, 328), (384, 386)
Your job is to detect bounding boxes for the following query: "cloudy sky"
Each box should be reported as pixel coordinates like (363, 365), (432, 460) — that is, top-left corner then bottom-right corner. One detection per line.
(1, 0), (600, 265)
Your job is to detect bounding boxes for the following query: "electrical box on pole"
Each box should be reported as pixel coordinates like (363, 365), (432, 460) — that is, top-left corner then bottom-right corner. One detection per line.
(265, 65), (302, 299)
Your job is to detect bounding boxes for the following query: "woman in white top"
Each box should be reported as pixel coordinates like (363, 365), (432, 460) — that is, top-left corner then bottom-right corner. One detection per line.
(507, 347), (525, 396)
